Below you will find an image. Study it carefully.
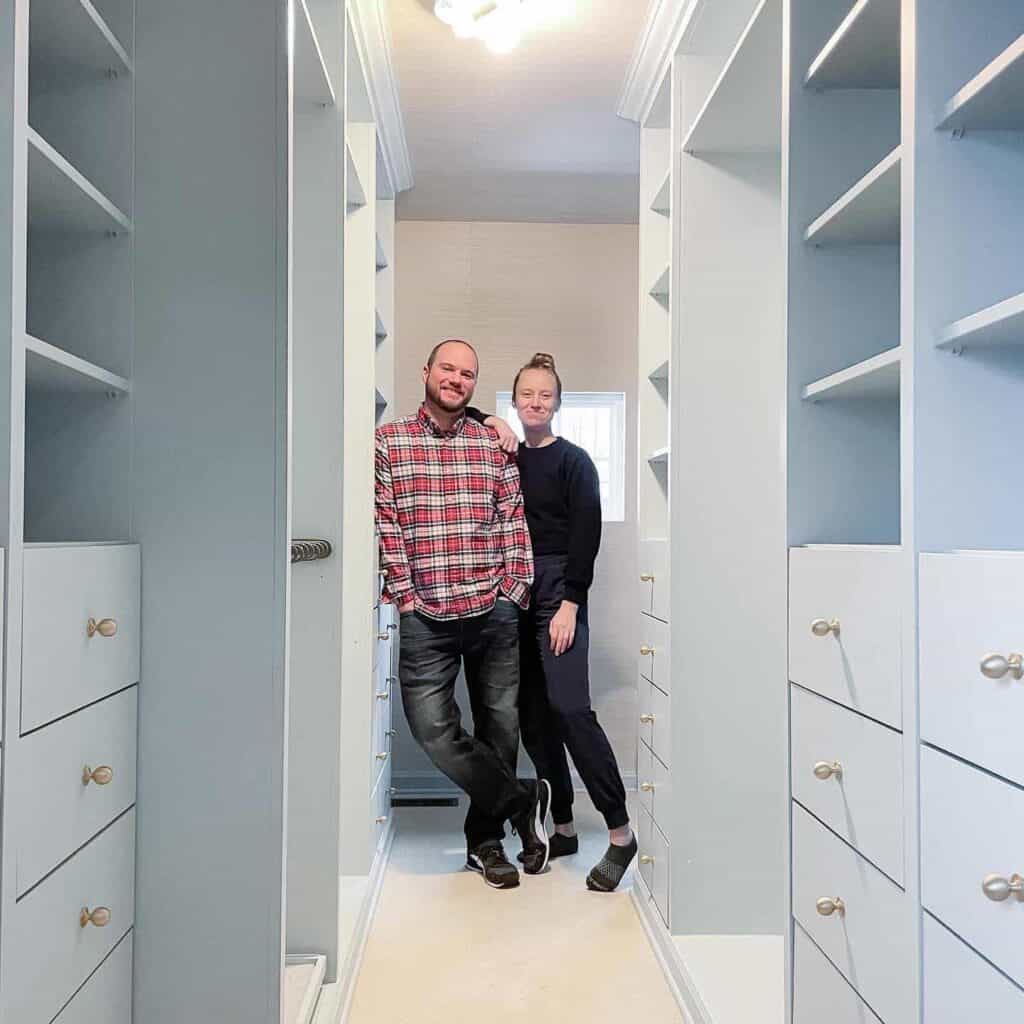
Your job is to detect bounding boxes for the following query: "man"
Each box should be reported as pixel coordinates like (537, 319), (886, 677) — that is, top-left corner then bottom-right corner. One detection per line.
(375, 339), (550, 889)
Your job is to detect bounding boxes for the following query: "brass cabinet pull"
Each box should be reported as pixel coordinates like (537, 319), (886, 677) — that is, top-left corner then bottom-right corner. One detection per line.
(82, 765), (114, 786)
(80, 906), (111, 928)
(640, 573), (655, 582)
(640, 782), (655, 792)
(386, 729), (397, 738)
(639, 713), (655, 724)
(639, 854), (655, 865)
(982, 873), (1024, 902)
(87, 618), (118, 639)
(376, 752), (389, 761)
(813, 761), (842, 781)
(376, 691), (390, 701)
(375, 816), (388, 825)
(811, 618), (840, 638)
(377, 632), (389, 641)
(640, 645), (655, 656)
(980, 653), (1024, 681)
(816, 896), (845, 917)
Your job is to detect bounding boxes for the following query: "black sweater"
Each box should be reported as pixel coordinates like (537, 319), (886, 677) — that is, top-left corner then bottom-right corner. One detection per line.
(467, 408), (602, 604)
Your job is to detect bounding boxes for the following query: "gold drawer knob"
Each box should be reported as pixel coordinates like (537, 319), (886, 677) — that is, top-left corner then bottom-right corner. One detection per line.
(640, 782), (655, 792)
(386, 729), (397, 738)
(811, 618), (840, 638)
(640, 645), (655, 656)
(816, 896), (845, 917)
(376, 752), (389, 761)
(375, 815), (388, 825)
(982, 873), (1024, 902)
(813, 761), (842, 781)
(87, 618), (118, 639)
(640, 573), (655, 582)
(80, 906), (111, 928)
(639, 854), (655, 865)
(376, 691), (390, 701)
(980, 654), (1024, 681)
(82, 765), (113, 786)
(639, 713), (655, 724)
(377, 632), (389, 641)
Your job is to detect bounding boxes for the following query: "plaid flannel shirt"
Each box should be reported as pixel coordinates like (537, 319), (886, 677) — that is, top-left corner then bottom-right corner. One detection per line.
(374, 405), (533, 621)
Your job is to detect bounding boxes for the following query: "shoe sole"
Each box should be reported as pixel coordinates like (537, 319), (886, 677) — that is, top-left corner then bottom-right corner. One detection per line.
(465, 856), (520, 890)
(525, 779), (552, 875)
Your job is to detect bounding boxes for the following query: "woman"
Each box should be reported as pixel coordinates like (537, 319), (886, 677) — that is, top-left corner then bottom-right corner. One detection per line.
(468, 353), (636, 892)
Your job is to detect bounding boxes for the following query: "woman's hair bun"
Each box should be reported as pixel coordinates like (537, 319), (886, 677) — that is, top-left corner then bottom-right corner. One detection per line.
(530, 352), (556, 371)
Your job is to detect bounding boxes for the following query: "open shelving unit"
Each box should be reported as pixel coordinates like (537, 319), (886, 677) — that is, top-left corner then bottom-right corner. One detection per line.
(649, 359), (669, 383)
(938, 33), (1024, 131)
(939, 292), (1024, 350)
(375, 310), (388, 345)
(25, 334), (131, 395)
(650, 171), (671, 216)
(802, 346), (900, 401)
(804, 0), (900, 90)
(29, 0), (133, 75)
(647, 446), (670, 466)
(294, 0), (335, 106)
(375, 233), (388, 271)
(804, 146), (901, 245)
(681, 0), (782, 155)
(649, 265), (670, 309)
(346, 140), (366, 211)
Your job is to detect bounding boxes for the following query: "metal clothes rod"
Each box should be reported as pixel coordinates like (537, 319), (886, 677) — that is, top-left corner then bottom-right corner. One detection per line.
(290, 539), (333, 563)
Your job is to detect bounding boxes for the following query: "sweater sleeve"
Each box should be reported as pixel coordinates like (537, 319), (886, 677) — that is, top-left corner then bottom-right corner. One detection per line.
(465, 406), (491, 425)
(564, 446), (602, 605)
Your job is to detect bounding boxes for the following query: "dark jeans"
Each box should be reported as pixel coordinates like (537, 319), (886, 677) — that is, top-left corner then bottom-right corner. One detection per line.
(398, 598), (530, 848)
(519, 555), (629, 831)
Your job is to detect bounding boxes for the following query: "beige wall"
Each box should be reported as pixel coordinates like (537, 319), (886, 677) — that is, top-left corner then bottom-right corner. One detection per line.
(390, 220), (640, 795)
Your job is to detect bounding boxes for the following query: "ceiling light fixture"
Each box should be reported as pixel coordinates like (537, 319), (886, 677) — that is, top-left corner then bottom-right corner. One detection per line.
(434, 0), (573, 54)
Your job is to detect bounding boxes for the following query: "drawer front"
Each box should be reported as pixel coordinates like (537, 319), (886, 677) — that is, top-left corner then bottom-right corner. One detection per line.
(794, 925), (882, 1024)
(649, 817), (670, 928)
(792, 803), (912, 1023)
(789, 547), (901, 728)
(639, 539), (669, 622)
(53, 933), (133, 1024)
(650, 753), (671, 836)
(23, 545), (141, 733)
(923, 913), (1024, 1023)
(637, 805), (654, 895)
(637, 741), (654, 817)
(920, 552), (1024, 788)
(17, 687), (138, 896)
(639, 678), (671, 768)
(638, 613), (670, 693)
(791, 685), (904, 884)
(921, 745), (1024, 989)
(9, 809), (135, 1024)
(372, 773), (390, 849)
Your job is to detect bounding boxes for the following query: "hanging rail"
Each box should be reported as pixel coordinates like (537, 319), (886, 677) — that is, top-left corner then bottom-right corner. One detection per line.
(290, 539), (333, 564)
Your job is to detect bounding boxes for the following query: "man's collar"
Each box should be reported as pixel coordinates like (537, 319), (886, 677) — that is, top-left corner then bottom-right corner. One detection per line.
(418, 403), (466, 438)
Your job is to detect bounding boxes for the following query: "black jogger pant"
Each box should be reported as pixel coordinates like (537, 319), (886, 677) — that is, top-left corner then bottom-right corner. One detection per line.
(519, 554), (629, 831)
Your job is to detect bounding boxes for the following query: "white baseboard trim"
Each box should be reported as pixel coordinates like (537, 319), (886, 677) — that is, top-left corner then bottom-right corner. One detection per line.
(392, 769), (639, 799)
(630, 885), (712, 1024)
(331, 820), (397, 1024)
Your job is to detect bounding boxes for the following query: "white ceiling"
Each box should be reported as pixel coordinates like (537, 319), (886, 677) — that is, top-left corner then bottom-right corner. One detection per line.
(388, 0), (647, 223)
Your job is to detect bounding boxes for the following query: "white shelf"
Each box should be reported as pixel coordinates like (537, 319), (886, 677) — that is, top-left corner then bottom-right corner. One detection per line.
(649, 360), (669, 383)
(938, 34), (1024, 131)
(346, 140), (366, 212)
(939, 293), (1024, 350)
(25, 334), (131, 395)
(805, 0), (900, 90)
(649, 265), (670, 309)
(375, 388), (387, 410)
(294, 0), (335, 106)
(27, 128), (132, 234)
(375, 311), (388, 345)
(650, 171), (671, 217)
(802, 347), (900, 401)
(804, 147), (900, 246)
(681, 0), (782, 155)
(375, 234), (388, 271)
(648, 446), (670, 466)
(30, 0), (132, 75)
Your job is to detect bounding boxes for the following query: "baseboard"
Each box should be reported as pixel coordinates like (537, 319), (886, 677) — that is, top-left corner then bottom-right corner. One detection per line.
(329, 819), (397, 1024)
(630, 885), (712, 1024)
(392, 769), (639, 798)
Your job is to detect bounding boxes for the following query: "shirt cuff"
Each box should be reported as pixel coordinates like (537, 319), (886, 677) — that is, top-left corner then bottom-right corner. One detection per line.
(563, 583), (588, 605)
(500, 576), (530, 609)
(382, 580), (415, 608)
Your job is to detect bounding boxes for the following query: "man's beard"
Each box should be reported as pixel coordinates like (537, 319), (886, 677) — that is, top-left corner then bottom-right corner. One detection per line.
(426, 378), (471, 413)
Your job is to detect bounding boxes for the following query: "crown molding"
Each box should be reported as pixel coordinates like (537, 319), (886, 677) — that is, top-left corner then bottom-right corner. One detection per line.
(617, 0), (706, 125)
(348, 0), (414, 196)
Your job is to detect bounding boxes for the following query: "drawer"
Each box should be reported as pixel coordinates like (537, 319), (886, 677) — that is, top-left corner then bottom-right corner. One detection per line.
(793, 925), (882, 1024)
(638, 613), (670, 693)
(648, 815), (670, 928)
(637, 805), (654, 895)
(923, 912), (1024, 1023)
(637, 741), (654, 817)
(638, 678), (671, 768)
(22, 544), (141, 733)
(920, 552), (1024, 788)
(372, 773), (391, 849)
(789, 546), (901, 729)
(792, 803), (912, 1024)
(791, 685), (904, 884)
(921, 744), (1024, 989)
(639, 539), (669, 622)
(8, 809), (135, 1024)
(53, 932), (133, 1024)
(17, 687), (138, 896)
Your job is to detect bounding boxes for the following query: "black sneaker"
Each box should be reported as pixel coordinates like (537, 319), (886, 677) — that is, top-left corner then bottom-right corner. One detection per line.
(586, 833), (638, 892)
(518, 830), (578, 864)
(466, 840), (520, 889)
(511, 779), (551, 875)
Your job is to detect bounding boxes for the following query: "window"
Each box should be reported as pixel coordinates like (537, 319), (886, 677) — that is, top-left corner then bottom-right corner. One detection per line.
(495, 391), (626, 522)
